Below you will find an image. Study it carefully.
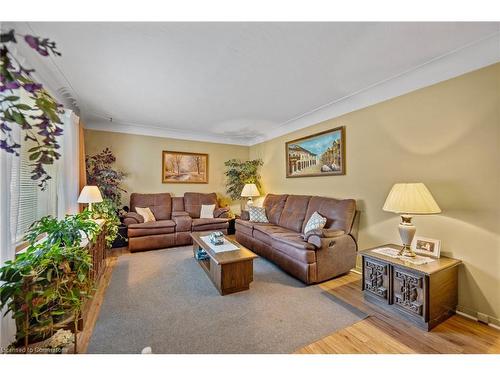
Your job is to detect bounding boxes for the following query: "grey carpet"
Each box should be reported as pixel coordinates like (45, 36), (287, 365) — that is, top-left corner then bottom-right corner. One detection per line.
(87, 246), (367, 354)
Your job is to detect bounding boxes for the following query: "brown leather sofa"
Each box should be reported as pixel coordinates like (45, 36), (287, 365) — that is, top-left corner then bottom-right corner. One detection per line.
(123, 192), (230, 252)
(235, 194), (359, 284)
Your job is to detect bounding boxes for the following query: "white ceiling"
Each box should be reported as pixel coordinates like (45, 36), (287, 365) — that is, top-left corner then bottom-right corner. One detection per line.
(10, 22), (500, 145)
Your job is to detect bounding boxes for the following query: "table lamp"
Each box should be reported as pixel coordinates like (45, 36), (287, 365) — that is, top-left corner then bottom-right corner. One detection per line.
(241, 183), (260, 207)
(383, 183), (441, 257)
(77, 185), (103, 211)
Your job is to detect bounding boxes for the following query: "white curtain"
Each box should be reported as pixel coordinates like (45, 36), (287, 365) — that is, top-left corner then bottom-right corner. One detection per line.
(57, 110), (81, 217)
(0, 109), (80, 348)
(0, 124), (20, 349)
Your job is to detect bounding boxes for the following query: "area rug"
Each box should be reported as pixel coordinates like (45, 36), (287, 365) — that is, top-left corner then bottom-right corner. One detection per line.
(87, 246), (367, 353)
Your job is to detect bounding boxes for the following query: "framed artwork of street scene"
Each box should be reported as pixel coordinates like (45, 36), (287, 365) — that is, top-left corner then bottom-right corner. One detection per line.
(285, 126), (345, 178)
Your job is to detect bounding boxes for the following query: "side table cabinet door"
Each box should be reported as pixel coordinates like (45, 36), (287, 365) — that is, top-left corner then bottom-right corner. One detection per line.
(392, 267), (426, 319)
(363, 257), (390, 302)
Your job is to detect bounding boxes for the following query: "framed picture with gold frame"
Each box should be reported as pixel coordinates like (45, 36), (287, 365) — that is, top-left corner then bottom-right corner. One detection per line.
(162, 151), (208, 184)
(285, 126), (346, 178)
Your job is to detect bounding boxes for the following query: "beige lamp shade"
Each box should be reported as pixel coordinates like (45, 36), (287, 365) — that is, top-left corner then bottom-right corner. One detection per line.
(77, 185), (103, 204)
(383, 183), (441, 215)
(241, 183), (260, 197)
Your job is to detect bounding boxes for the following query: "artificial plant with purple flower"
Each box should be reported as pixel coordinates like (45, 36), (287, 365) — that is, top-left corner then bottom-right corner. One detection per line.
(0, 28), (64, 190)
(86, 148), (127, 207)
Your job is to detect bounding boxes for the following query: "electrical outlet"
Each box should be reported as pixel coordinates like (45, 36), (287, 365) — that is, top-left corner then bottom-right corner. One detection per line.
(477, 312), (489, 324)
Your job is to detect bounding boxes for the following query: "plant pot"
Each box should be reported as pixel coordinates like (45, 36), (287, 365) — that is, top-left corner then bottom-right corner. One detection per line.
(6, 329), (75, 354)
(111, 225), (128, 248)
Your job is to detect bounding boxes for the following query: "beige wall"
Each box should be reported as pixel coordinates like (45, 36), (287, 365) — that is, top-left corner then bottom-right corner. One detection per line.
(84, 130), (249, 213)
(250, 63), (500, 322)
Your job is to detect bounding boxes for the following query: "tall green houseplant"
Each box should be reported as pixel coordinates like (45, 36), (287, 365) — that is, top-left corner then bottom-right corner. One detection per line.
(0, 212), (101, 353)
(224, 159), (263, 200)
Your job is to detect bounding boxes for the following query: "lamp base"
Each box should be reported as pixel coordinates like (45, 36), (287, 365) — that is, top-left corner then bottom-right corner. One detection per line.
(245, 197), (254, 210)
(398, 244), (417, 257)
(397, 215), (416, 257)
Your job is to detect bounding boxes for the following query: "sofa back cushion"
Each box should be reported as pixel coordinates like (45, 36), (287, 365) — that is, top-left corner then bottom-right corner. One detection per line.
(172, 197), (185, 212)
(184, 192), (218, 218)
(302, 196), (356, 234)
(278, 195), (311, 233)
(130, 193), (172, 220)
(262, 194), (288, 225)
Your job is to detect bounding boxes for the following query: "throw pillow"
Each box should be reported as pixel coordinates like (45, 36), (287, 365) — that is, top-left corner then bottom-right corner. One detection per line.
(200, 204), (216, 218)
(135, 207), (156, 223)
(248, 206), (269, 223)
(303, 211), (327, 234)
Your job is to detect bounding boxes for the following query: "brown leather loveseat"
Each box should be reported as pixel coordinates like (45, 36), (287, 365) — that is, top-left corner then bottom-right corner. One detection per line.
(123, 192), (230, 252)
(235, 194), (359, 284)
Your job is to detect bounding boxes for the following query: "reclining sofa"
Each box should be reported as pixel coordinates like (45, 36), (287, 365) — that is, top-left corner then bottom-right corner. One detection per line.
(123, 192), (229, 252)
(235, 194), (359, 284)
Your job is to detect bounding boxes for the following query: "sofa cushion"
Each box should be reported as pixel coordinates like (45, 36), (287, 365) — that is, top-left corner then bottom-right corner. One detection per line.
(263, 194), (288, 224)
(191, 218), (229, 231)
(248, 206), (269, 223)
(135, 207), (156, 223)
(184, 192), (218, 218)
(200, 204), (215, 218)
(253, 224), (296, 246)
(172, 215), (192, 232)
(235, 219), (254, 236)
(172, 197), (185, 212)
(278, 195), (311, 233)
(214, 207), (230, 218)
(271, 235), (317, 264)
(128, 219), (176, 237)
(302, 196), (356, 234)
(272, 232), (315, 250)
(303, 211), (327, 234)
(130, 193), (172, 220)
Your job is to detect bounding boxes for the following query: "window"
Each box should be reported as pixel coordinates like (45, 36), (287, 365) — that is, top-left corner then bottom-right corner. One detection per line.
(9, 90), (57, 244)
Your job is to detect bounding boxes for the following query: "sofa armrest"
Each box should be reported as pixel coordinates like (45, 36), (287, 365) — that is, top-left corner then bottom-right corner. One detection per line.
(313, 233), (358, 282)
(173, 214), (192, 232)
(123, 212), (144, 226)
(172, 211), (190, 218)
(240, 210), (250, 221)
(214, 207), (230, 218)
(303, 229), (345, 248)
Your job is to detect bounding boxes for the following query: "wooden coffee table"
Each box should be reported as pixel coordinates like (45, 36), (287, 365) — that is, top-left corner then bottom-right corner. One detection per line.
(191, 232), (258, 295)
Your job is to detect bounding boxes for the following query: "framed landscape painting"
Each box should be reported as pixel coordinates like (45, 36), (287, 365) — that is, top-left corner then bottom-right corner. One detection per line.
(162, 151), (208, 184)
(285, 126), (345, 178)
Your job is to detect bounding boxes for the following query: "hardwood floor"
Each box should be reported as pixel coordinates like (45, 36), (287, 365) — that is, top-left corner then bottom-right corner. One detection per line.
(79, 247), (500, 354)
(296, 272), (500, 354)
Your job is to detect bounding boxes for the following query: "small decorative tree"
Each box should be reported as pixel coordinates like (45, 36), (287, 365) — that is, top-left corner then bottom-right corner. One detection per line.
(224, 159), (263, 200)
(85, 148), (127, 207)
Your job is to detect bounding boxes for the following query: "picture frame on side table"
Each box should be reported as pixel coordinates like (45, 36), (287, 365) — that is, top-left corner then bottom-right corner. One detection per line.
(413, 236), (441, 258)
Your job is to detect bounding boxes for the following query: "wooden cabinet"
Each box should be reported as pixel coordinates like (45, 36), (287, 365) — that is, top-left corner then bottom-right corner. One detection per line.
(361, 244), (461, 331)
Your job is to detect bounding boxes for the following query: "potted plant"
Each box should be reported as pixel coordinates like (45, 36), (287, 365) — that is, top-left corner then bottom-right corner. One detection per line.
(0, 212), (101, 353)
(91, 198), (122, 248)
(85, 148), (127, 207)
(224, 159), (263, 207)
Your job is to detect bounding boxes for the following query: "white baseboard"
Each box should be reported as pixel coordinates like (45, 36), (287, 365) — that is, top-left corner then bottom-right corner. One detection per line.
(456, 309), (500, 331)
